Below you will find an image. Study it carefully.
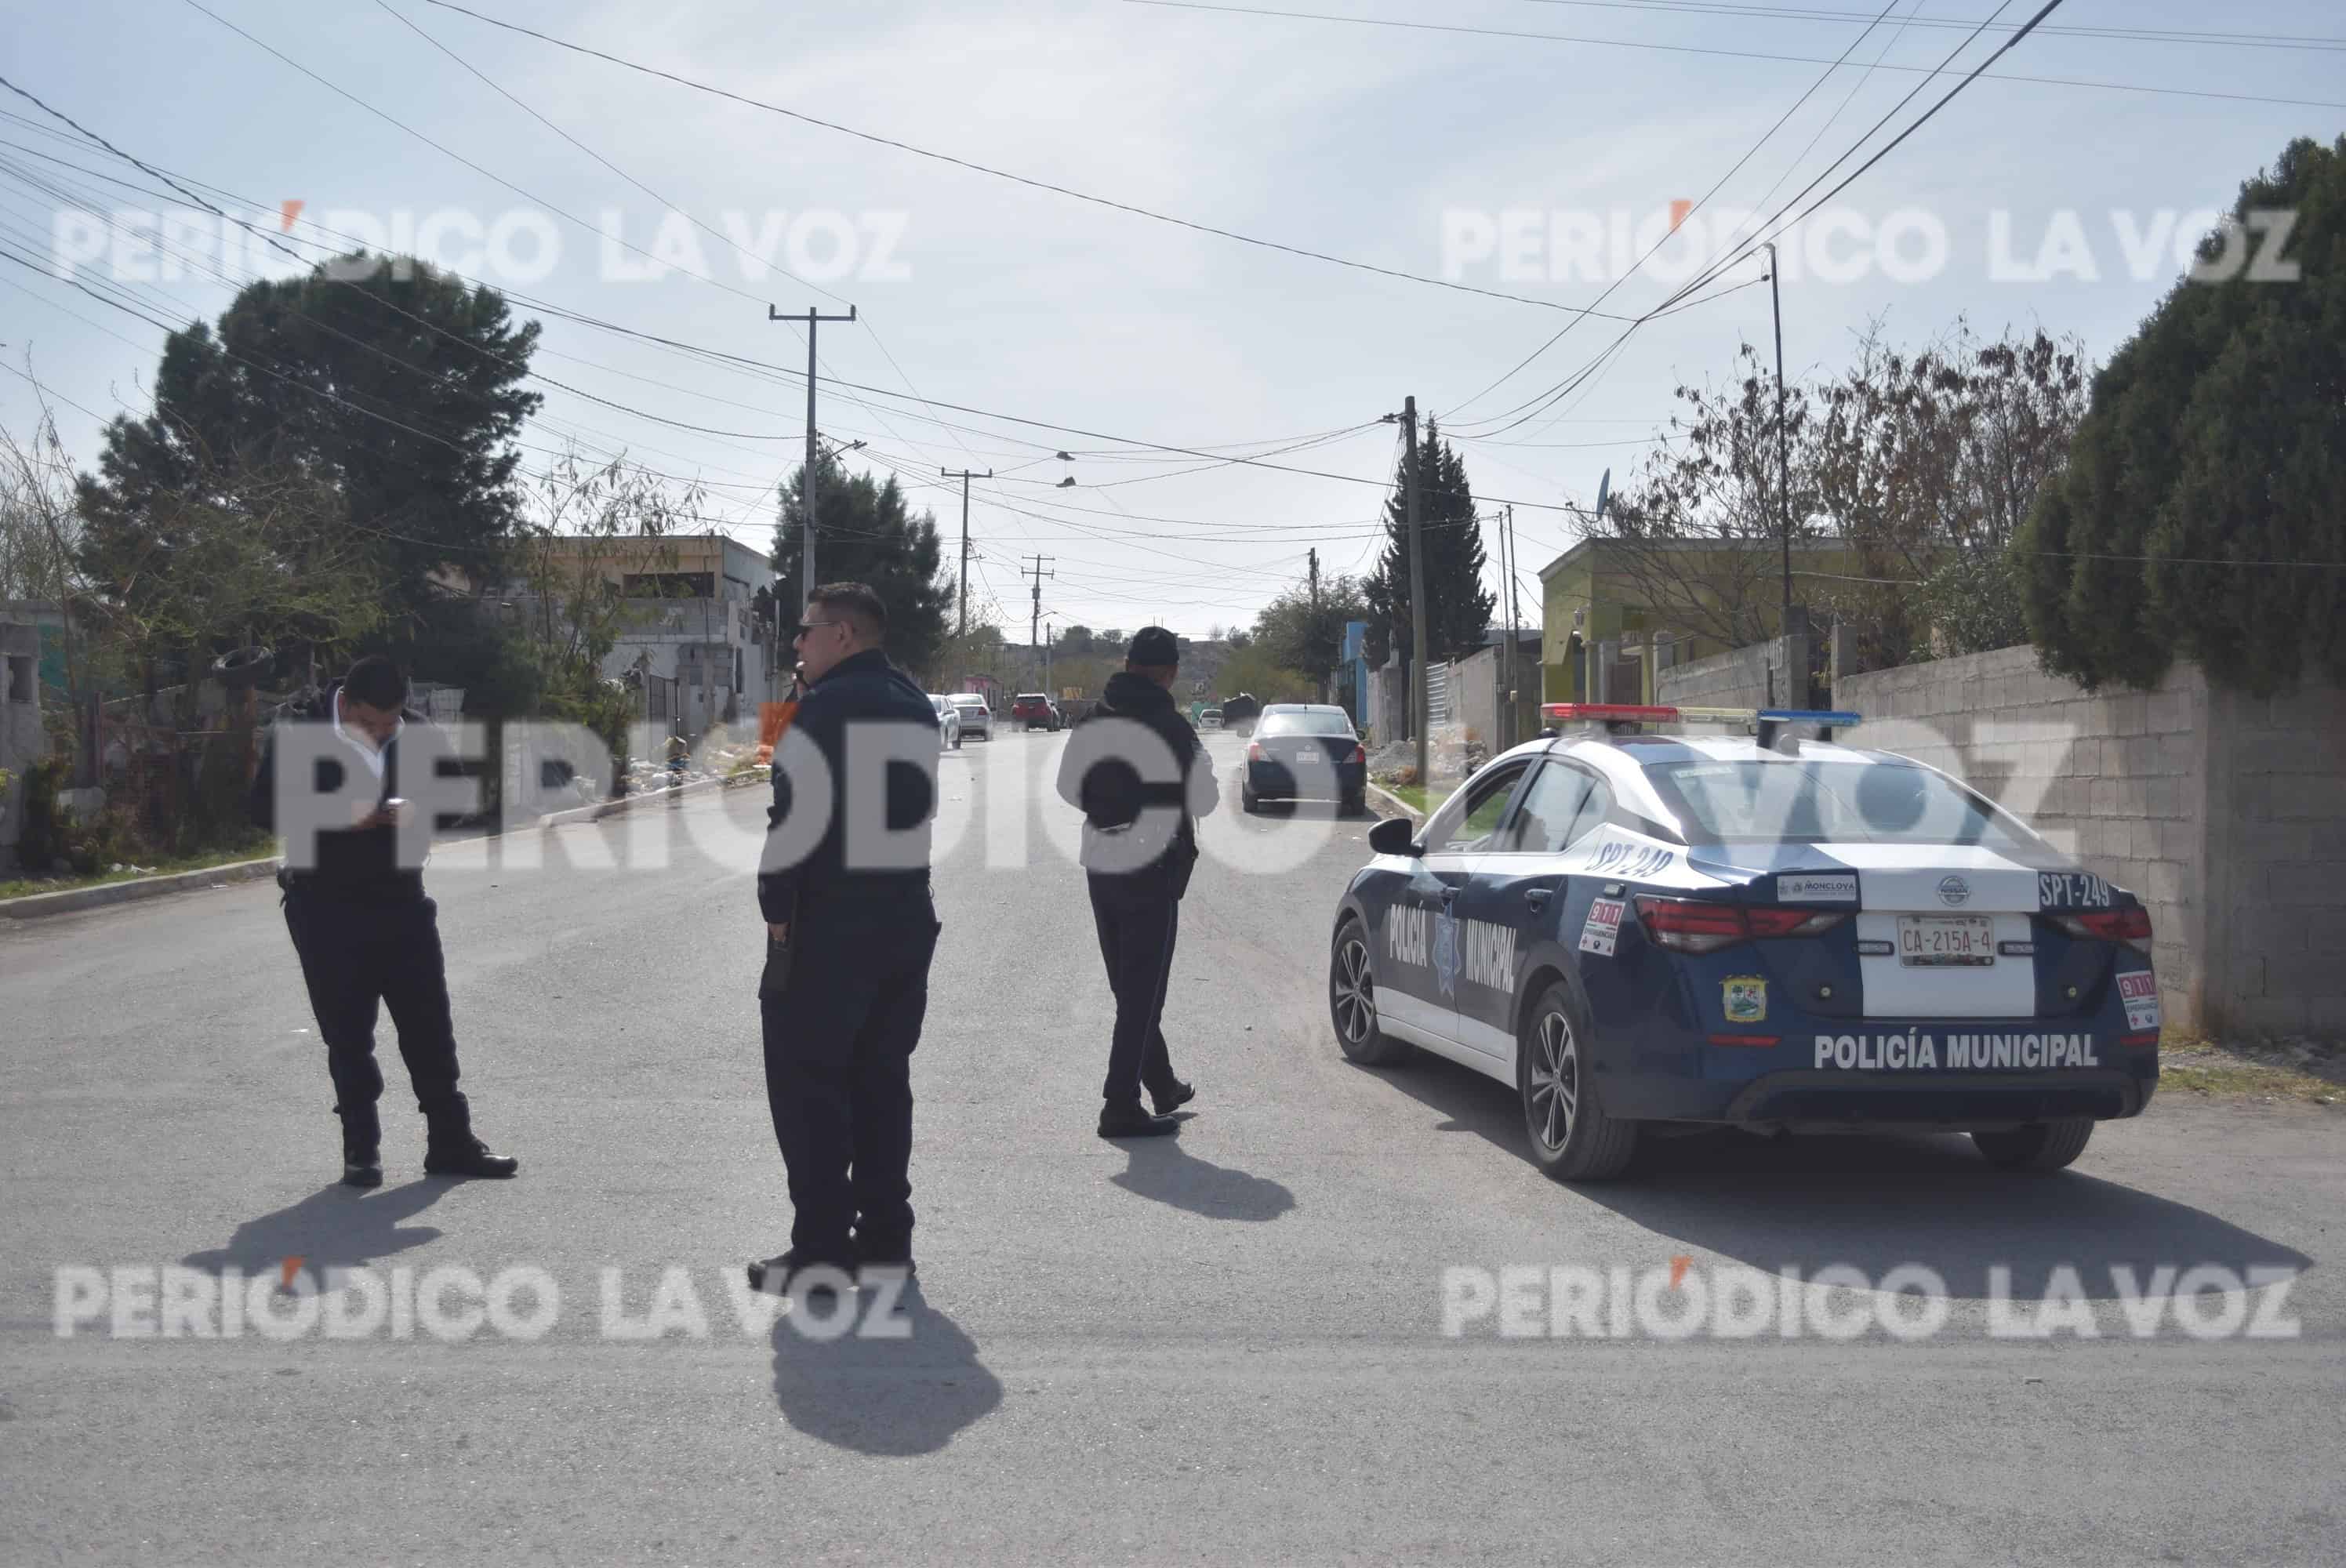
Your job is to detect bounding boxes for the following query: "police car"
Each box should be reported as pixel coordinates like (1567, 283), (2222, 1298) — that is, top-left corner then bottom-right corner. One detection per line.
(1327, 705), (2160, 1181)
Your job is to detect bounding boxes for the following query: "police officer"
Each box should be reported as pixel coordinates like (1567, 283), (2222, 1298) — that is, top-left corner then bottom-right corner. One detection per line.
(749, 583), (942, 1294)
(249, 655), (518, 1188)
(1055, 626), (1220, 1138)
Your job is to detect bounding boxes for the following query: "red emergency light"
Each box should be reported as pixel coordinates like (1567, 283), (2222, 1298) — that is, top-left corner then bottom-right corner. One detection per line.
(1540, 703), (1680, 724)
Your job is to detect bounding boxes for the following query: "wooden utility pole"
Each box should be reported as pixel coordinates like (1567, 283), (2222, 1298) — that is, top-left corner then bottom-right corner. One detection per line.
(942, 467), (991, 637)
(1404, 396), (1428, 789)
(1308, 546), (1322, 702)
(1498, 503), (1516, 750)
(1022, 554), (1055, 686)
(768, 304), (857, 607)
(1764, 245), (1792, 625)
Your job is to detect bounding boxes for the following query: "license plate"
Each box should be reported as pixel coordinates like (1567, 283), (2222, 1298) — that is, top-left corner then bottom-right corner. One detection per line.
(1293, 752), (1323, 766)
(1897, 915), (1995, 967)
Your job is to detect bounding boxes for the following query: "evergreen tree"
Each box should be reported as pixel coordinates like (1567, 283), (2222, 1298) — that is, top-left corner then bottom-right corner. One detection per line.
(2017, 136), (2346, 695)
(773, 456), (954, 675)
(1364, 421), (1495, 667)
(78, 252), (540, 634)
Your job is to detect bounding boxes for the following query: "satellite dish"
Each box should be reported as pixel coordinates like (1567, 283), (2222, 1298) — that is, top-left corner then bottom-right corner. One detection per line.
(1594, 468), (1612, 524)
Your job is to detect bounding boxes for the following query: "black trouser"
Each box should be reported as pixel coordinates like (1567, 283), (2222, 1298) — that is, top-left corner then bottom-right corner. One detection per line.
(1088, 868), (1185, 1111)
(281, 888), (470, 1149)
(761, 886), (940, 1265)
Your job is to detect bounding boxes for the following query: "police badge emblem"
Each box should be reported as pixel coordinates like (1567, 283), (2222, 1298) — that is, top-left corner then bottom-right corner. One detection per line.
(1722, 975), (1767, 1025)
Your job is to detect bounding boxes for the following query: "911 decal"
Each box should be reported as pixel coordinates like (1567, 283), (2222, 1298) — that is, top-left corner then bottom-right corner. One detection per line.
(1579, 897), (1626, 956)
(2118, 971), (2161, 1031)
(1814, 1032), (2103, 1070)
(2039, 872), (2112, 909)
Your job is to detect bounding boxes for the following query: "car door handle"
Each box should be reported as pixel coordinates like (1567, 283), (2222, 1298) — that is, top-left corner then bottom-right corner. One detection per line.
(1523, 888), (1552, 911)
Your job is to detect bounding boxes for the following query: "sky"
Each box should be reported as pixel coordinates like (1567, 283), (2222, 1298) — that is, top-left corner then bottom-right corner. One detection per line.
(3, 0), (2340, 641)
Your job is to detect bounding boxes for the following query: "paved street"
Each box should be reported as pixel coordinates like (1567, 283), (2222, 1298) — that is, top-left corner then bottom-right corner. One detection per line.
(2, 729), (2341, 1566)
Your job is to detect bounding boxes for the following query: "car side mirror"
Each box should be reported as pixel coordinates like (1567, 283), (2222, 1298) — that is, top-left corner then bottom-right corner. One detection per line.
(1368, 817), (1421, 857)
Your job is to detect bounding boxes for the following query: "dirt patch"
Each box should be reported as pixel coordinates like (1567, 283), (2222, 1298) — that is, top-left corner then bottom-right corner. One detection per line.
(2158, 1031), (2344, 1107)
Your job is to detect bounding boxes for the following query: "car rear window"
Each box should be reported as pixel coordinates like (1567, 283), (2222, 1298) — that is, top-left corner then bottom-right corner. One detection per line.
(1643, 760), (2037, 848)
(1258, 713), (1354, 737)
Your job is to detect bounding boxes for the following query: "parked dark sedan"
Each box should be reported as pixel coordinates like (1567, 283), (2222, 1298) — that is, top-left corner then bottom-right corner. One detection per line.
(1242, 704), (1367, 813)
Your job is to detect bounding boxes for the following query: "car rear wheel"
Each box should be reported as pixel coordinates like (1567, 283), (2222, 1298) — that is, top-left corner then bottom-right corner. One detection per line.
(1330, 919), (1407, 1065)
(1240, 784), (1259, 813)
(1970, 1119), (2094, 1171)
(1519, 982), (1637, 1181)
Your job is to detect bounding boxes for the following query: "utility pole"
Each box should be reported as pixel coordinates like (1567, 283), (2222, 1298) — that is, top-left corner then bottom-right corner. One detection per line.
(942, 466), (991, 637)
(1499, 504), (1516, 750)
(1022, 554), (1055, 687)
(1308, 546), (1322, 702)
(1403, 396), (1429, 790)
(1763, 245), (1792, 626)
(768, 303), (857, 608)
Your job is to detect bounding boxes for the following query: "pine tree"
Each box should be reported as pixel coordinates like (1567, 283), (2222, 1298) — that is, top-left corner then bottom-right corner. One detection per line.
(2017, 135), (2346, 695)
(773, 456), (954, 675)
(1364, 420), (1495, 667)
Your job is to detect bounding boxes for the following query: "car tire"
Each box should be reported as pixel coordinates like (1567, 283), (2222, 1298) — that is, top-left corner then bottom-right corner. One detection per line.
(1970, 1120), (2094, 1171)
(1341, 792), (1366, 816)
(1240, 786), (1258, 814)
(1518, 980), (1638, 1181)
(1330, 917), (1408, 1065)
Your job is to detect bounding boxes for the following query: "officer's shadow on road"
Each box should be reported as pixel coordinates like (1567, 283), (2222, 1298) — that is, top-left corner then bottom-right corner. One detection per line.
(769, 1280), (1003, 1457)
(1375, 1053), (2311, 1299)
(1111, 1130), (1298, 1222)
(182, 1181), (445, 1276)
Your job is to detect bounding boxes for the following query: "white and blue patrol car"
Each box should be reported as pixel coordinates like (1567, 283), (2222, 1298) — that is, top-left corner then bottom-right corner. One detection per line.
(1327, 705), (2161, 1181)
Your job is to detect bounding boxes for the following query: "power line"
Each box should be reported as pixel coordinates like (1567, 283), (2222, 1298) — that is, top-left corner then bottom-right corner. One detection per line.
(1504, 0), (2346, 52)
(1448, 0), (1910, 419)
(1124, 1), (2346, 112)
(413, 0), (1650, 320)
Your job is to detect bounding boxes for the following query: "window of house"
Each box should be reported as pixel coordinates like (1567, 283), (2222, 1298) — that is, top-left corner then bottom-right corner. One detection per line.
(5, 655), (31, 703)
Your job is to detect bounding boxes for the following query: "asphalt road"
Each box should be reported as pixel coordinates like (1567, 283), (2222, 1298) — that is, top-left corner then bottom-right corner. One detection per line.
(2, 728), (2340, 1566)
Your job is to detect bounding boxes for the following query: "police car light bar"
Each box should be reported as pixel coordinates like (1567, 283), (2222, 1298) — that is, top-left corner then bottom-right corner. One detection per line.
(1540, 704), (1678, 724)
(1537, 703), (1865, 736)
(1760, 709), (1864, 728)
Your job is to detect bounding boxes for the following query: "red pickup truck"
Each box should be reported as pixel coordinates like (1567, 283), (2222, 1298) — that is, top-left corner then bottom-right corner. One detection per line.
(1011, 693), (1064, 731)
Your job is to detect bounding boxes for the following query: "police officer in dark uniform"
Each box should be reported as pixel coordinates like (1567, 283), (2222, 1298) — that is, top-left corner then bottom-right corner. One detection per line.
(749, 583), (942, 1294)
(249, 655), (518, 1188)
(1055, 626), (1220, 1138)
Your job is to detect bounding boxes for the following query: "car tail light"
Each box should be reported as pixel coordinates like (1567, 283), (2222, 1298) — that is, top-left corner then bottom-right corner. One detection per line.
(1636, 897), (1845, 953)
(1247, 741), (1265, 762)
(1744, 907), (1850, 938)
(2053, 906), (2152, 955)
(1634, 896), (1749, 954)
(1345, 743), (1366, 764)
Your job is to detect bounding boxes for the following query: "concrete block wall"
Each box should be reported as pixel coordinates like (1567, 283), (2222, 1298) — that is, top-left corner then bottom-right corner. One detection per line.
(2203, 676), (2346, 1033)
(1657, 633), (1808, 711)
(1838, 647), (2210, 1033)
(1836, 644), (2346, 1036)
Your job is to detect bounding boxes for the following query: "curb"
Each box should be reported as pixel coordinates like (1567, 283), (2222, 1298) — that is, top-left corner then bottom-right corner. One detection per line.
(0, 769), (772, 923)
(0, 855), (285, 921)
(1364, 781), (1426, 823)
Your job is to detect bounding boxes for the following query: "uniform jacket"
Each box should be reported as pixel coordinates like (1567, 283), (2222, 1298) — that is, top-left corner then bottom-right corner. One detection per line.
(757, 648), (938, 924)
(1055, 669), (1220, 889)
(248, 683), (443, 904)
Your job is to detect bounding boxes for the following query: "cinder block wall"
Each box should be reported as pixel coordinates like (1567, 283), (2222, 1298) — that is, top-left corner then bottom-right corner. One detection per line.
(1657, 634), (1807, 710)
(2203, 677), (2346, 1033)
(1836, 644), (2346, 1036)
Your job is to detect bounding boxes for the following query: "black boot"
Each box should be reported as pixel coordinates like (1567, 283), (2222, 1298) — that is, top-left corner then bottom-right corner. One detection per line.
(423, 1133), (519, 1178)
(342, 1132), (383, 1189)
(1151, 1079), (1197, 1117)
(1098, 1103), (1182, 1139)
